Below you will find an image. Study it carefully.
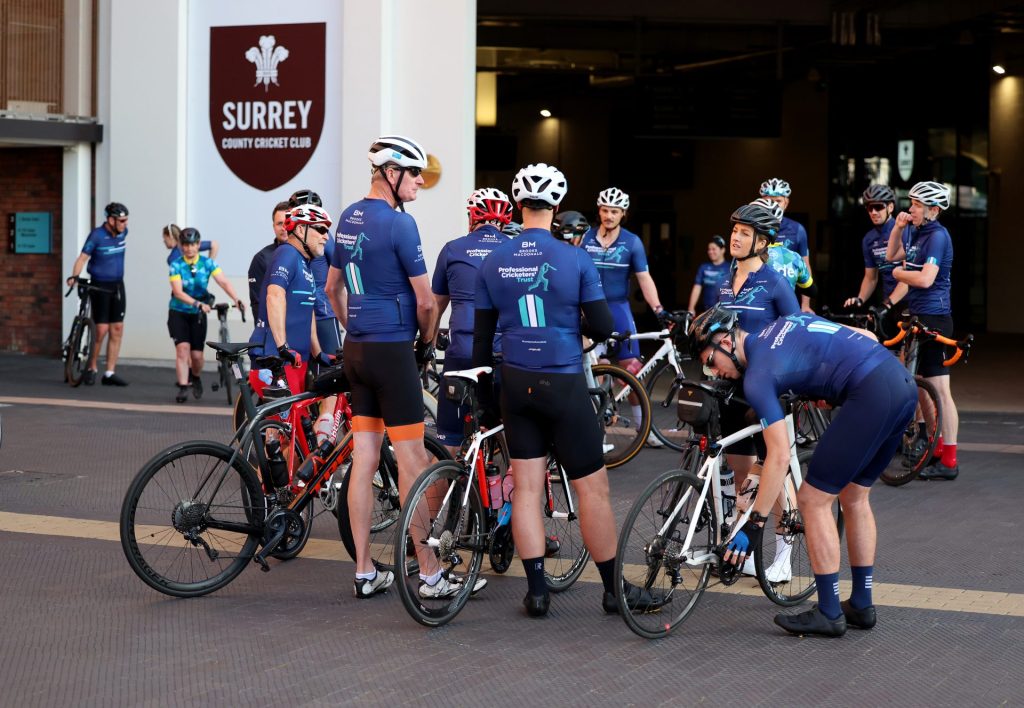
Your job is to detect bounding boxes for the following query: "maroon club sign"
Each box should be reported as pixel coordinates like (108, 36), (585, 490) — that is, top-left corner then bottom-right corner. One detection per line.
(209, 23), (325, 191)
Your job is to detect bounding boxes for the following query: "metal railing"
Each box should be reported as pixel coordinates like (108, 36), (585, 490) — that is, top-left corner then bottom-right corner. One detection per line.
(0, 0), (64, 116)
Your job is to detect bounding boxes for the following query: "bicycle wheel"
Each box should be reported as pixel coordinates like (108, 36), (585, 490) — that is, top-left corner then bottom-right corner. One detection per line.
(755, 449), (844, 606)
(543, 458), (590, 592)
(394, 460), (486, 627)
(422, 388), (438, 436)
(590, 363), (651, 468)
(881, 377), (942, 486)
(120, 440), (265, 598)
(615, 464), (714, 639)
(65, 317), (96, 387)
(337, 432), (449, 572)
(794, 401), (833, 448)
(644, 361), (692, 452)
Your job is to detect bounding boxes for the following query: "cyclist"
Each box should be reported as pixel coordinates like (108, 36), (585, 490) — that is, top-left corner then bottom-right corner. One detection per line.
(65, 202), (131, 386)
(552, 210), (589, 246)
(686, 235), (730, 315)
(844, 185), (905, 335)
(690, 305), (917, 637)
(247, 201), (291, 314)
(886, 181), (960, 480)
(431, 188), (512, 456)
(473, 163), (662, 618)
(579, 187), (670, 447)
(167, 227), (245, 403)
(750, 197), (816, 312)
(162, 223), (218, 265)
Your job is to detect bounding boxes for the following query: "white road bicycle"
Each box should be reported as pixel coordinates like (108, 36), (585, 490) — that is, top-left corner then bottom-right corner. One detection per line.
(584, 335), (652, 468)
(627, 311), (694, 451)
(613, 380), (844, 639)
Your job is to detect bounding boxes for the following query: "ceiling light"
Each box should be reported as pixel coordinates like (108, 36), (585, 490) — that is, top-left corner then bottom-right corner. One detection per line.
(993, 65), (1006, 74)
(539, 109), (552, 118)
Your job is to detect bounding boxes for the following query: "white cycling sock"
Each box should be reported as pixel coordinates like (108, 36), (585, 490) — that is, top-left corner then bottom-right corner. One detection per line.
(420, 569), (442, 586)
(355, 570), (377, 581)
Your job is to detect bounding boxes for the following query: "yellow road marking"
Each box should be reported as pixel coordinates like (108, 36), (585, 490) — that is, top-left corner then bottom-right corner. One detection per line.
(1, 511), (1021, 617)
(0, 396), (231, 416)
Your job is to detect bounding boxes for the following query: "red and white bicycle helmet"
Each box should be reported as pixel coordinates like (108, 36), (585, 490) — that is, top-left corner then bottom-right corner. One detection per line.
(467, 187), (514, 225)
(597, 187), (630, 210)
(285, 204), (333, 232)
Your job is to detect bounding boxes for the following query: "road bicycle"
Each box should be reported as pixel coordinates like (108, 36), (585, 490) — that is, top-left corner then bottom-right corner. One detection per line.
(585, 335), (652, 468)
(120, 342), (447, 597)
(879, 316), (972, 486)
(61, 277), (108, 386)
(614, 380), (843, 639)
(394, 366), (589, 627)
(627, 311), (694, 451)
(207, 300), (247, 405)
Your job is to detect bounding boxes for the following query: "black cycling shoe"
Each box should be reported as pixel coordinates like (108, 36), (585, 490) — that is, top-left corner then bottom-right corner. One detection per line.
(523, 591), (550, 618)
(603, 582), (668, 615)
(774, 606), (847, 637)
(918, 462), (958, 481)
(191, 374), (203, 400)
(840, 599), (877, 630)
(175, 385), (190, 404)
(101, 372), (128, 386)
(83, 369), (97, 386)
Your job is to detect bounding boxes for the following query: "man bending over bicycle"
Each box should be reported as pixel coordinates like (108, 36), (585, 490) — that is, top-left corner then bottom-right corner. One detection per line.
(690, 305), (917, 637)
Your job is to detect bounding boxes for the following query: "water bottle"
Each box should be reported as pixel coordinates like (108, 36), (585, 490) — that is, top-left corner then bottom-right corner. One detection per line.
(735, 464), (762, 513)
(485, 463), (502, 510)
(502, 468), (515, 504)
(265, 438), (289, 488)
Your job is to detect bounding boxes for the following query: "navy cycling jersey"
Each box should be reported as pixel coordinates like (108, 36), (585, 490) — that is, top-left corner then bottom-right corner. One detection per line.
(743, 314), (893, 428)
(310, 236), (335, 320)
(578, 227), (648, 303)
(476, 228), (604, 374)
(432, 225), (505, 360)
(718, 264), (800, 334)
(82, 225), (127, 281)
(166, 241), (213, 265)
(900, 220), (953, 315)
(777, 216), (808, 257)
(331, 198), (427, 342)
(862, 218), (898, 298)
(694, 261), (731, 310)
(249, 243), (316, 360)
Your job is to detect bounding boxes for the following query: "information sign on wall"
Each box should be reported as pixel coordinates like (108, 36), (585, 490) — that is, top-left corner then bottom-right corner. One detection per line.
(8, 211), (52, 254)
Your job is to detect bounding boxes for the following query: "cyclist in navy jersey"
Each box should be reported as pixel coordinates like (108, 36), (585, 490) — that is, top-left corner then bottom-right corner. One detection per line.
(431, 187), (513, 455)
(162, 223), (218, 264)
(473, 163), (663, 618)
(552, 210), (589, 246)
(844, 185), (903, 311)
(247, 201), (291, 314)
(687, 235), (730, 315)
(66, 202), (131, 386)
(691, 306), (916, 637)
(886, 181), (960, 480)
(759, 178), (814, 311)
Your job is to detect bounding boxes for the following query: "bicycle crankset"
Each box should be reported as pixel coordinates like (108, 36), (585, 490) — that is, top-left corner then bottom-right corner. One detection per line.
(488, 525), (515, 573)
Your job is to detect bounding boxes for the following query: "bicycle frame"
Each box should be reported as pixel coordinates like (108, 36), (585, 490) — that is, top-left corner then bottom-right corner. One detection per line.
(631, 330), (683, 382)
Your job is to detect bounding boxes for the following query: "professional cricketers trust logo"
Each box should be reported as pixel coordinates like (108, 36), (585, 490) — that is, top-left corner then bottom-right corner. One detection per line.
(210, 23), (325, 191)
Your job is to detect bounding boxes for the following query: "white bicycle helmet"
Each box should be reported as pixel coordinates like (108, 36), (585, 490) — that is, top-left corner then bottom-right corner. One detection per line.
(749, 197), (784, 224)
(511, 163), (567, 206)
(759, 178), (792, 198)
(467, 187), (514, 225)
(597, 187), (630, 210)
(908, 181), (951, 211)
(367, 135), (428, 169)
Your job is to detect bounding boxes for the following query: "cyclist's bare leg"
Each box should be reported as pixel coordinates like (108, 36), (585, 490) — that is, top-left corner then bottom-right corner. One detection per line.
(393, 436), (436, 574)
(348, 430), (385, 575)
(618, 357), (642, 406)
(837, 483), (875, 567)
(570, 466), (616, 563)
(90, 324), (109, 371)
(106, 322), (124, 371)
(926, 374), (958, 446)
(795, 482), (842, 574)
(728, 453), (756, 493)
(189, 350), (204, 379)
(509, 456), (548, 559)
(173, 342), (191, 385)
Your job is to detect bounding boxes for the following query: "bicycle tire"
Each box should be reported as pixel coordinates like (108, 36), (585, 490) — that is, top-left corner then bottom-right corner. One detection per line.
(644, 360), (691, 452)
(120, 440), (265, 598)
(337, 432), (449, 572)
(794, 401), (833, 448)
(615, 464), (714, 639)
(65, 317), (96, 387)
(543, 458), (591, 592)
(754, 448), (844, 606)
(881, 377), (942, 486)
(590, 363), (652, 468)
(395, 459), (486, 627)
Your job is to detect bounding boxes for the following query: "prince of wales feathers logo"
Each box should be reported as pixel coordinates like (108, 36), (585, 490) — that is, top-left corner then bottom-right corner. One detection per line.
(245, 35), (289, 91)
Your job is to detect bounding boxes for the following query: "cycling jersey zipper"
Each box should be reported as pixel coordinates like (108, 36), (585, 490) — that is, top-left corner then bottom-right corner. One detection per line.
(395, 297), (404, 326)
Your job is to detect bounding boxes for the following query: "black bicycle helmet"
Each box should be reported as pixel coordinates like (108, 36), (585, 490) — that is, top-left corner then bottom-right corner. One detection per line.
(553, 210), (589, 240)
(179, 227), (202, 245)
(710, 234), (726, 248)
(288, 189), (323, 208)
(688, 304), (742, 366)
(862, 184), (896, 204)
(730, 203), (779, 260)
(105, 202), (129, 218)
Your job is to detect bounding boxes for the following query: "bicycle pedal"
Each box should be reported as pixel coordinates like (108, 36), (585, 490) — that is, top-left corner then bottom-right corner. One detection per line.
(211, 383), (220, 391)
(253, 554), (270, 572)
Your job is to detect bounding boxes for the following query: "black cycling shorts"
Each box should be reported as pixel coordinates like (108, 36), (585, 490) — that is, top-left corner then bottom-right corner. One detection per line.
(167, 310), (208, 351)
(90, 280), (126, 324)
(344, 340), (423, 435)
(915, 313), (954, 378)
(499, 364), (605, 480)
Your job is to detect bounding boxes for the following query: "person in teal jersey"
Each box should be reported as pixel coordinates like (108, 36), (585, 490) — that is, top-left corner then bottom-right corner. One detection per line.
(167, 228), (245, 403)
(750, 197), (817, 310)
(687, 235), (730, 315)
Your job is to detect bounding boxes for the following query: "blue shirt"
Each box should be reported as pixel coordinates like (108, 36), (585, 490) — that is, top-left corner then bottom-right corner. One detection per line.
(310, 236), (336, 320)
(432, 225), (505, 360)
(166, 241), (213, 265)
(766, 244), (813, 290)
(718, 264), (800, 334)
(82, 225), (127, 281)
(743, 314), (893, 428)
(476, 228), (605, 374)
(777, 216), (809, 258)
(901, 220), (953, 315)
(694, 261), (731, 310)
(168, 255), (221, 314)
(861, 218), (898, 298)
(249, 243), (316, 360)
(579, 227), (648, 303)
(331, 198), (427, 342)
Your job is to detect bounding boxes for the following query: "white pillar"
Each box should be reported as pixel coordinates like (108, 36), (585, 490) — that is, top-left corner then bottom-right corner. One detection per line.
(62, 144), (92, 334)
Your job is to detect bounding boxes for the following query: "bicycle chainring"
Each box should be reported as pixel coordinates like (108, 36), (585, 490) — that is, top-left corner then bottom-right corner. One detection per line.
(488, 524), (514, 573)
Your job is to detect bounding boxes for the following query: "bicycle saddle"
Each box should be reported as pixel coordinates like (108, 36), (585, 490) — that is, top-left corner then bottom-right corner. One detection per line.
(443, 366), (493, 382)
(206, 341), (258, 357)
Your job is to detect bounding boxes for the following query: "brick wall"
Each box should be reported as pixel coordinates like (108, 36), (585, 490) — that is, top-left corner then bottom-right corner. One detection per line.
(0, 147), (64, 355)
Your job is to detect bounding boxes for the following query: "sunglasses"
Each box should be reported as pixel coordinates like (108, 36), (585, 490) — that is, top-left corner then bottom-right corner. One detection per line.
(866, 203), (888, 213)
(310, 224), (329, 235)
